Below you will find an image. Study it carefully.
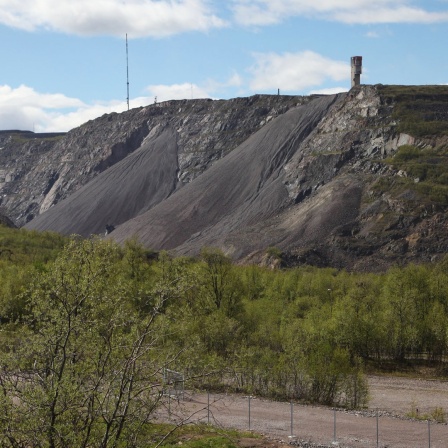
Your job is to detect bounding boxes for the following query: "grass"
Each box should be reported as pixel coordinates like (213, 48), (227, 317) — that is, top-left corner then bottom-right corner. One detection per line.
(266, 246), (283, 259)
(10, 132), (65, 143)
(378, 85), (448, 137)
(406, 401), (446, 423)
(0, 224), (67, 265)
(375, 144), (448, 206)
(138, 423), (259, 448)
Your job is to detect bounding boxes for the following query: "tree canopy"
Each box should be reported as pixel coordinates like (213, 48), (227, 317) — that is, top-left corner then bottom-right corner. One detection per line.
(1, 227), (448, 446)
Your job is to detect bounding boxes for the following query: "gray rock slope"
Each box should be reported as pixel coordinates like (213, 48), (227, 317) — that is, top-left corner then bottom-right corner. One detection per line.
(111, 95), (348, 258)
(21, 85), (448, 269)
(24, 126), (179, 236)
(2, 95), (302, 226)
(27, 94), (347, 256)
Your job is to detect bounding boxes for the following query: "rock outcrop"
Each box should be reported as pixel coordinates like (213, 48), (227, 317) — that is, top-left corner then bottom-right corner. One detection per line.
(2, 85), (448, 271)
(0, 211), (16, 228)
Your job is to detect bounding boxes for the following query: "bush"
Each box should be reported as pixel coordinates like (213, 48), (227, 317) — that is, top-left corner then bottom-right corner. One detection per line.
(266, 246), (283, 259)
(394, 145), (421, 162)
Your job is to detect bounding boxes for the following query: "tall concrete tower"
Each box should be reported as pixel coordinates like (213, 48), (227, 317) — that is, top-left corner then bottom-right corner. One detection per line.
(351, 56), (362, 87)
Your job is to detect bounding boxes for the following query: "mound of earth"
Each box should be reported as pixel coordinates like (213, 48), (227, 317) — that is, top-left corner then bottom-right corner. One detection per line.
(12, 85), (448, 270)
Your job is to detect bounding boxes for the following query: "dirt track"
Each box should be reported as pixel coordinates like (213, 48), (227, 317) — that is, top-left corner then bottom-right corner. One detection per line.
(157, 376), (448, 448)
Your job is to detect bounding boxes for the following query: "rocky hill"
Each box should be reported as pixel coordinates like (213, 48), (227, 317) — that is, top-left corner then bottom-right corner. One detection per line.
(2, 85), (448, 271)
(0, 96), (302, 226)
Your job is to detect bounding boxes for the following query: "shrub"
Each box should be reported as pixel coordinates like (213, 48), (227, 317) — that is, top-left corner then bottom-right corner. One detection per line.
(394, 145), (421, 162)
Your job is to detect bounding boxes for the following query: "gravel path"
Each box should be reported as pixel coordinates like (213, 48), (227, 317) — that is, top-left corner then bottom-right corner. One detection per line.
(156, 376), (448, 448)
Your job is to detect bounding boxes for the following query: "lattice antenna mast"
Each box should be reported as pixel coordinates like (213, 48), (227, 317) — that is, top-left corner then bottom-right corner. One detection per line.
(126, 33), (130, 111)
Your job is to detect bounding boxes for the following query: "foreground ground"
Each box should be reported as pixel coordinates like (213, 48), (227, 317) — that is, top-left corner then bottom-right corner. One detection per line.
(156, 376), (448, 448)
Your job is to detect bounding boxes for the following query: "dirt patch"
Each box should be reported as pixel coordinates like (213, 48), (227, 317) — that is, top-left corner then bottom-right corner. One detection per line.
(158, 376), (448, 448)
(368, 375), (448, 416)
(237, 437), (285, 448)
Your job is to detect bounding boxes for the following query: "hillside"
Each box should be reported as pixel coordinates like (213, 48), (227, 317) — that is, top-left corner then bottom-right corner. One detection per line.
(2, 85), (448, 270)
(0, 96), (302, 226)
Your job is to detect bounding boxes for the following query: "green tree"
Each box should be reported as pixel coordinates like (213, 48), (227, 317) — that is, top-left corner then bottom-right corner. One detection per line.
(382, 268), (419, 360)
(0, 263), (34, 322)
(199, 248), (243, 318)
(0, 238), (170, 448)
(241, 265), (265, 301)
(332, 275), (385, 360)
(425, 301), (448, 361)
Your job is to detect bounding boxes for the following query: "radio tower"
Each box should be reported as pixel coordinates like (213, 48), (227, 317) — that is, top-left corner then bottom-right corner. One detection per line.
(126, 34), (130, 111)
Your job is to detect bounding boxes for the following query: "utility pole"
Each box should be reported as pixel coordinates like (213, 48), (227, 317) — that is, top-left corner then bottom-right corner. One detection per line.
(126, 33), (130, 111)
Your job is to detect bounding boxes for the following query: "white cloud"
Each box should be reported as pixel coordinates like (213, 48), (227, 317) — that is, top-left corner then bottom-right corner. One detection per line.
(335, 5), (448, 24)
(1, 79), (237, 132)
(0, 85), (84, 131)
(0, 85), (84, 109)
(144, 73), (243, 102)
(231, 0), (448, 26)
(41, 101), (127, 133)
(0, 0), (226, 37)
(0, 84), (154, 132)
(248, 51), (349, 92)
(0, 67), (348, 133)
(203, 72), (244, 94)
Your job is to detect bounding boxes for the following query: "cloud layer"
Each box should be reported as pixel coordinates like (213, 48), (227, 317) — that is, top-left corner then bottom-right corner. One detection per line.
(249, 51), (349, 92)
(0, 83), (217, 132)
(0, 0), (446, 37)
(0, 50), (350, 132)
(1, 1), (446, 132)
(0, 0), (226, 37)
(0, 85), (131, 132)
(231, 0), (448, 26)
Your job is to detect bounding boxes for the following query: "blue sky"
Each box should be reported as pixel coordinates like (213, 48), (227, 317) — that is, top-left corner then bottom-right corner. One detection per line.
(1, 0), (448, 132)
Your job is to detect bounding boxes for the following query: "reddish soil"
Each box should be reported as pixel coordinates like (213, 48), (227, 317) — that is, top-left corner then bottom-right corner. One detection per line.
(157, 376), (448, 448)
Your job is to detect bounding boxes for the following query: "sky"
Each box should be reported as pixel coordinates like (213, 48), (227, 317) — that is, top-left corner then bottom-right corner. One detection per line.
(1, 0), (448, 132)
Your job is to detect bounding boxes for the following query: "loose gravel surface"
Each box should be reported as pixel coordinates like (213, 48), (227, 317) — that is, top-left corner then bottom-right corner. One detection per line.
(156, 376), (448, 448)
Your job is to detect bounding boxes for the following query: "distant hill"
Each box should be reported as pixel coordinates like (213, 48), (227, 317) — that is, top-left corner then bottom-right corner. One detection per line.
(2, 85), (448, 270)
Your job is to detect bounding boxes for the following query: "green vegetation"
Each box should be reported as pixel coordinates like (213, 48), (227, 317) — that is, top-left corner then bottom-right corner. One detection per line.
(10, 132), (65, 143)
(1, 238), (173, 447)
(392, 145), (448, 183)
(378, 144), (448, 205)
(265, 246), (283, 259)
(373, 145), (448, 206)
(368, 86), (448, 206)
(150, 424), (257, 448)
(378, 85), (448, 137)
(1, 225), (448, 445)
(0, 225), (67, 322)
(407, 402), (446, 423)
(0, 224), (66, 264)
